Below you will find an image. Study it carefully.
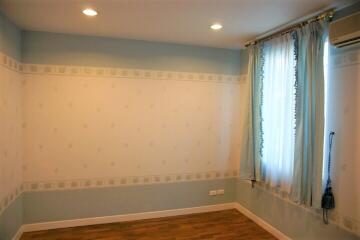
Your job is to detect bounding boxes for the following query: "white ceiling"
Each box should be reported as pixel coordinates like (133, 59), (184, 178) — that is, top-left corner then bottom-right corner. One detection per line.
(0, 0), (355, 49)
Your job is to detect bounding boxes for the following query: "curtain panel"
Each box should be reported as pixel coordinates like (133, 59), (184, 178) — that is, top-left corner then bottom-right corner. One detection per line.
(292, 20), (328, 207)
(240, 19), (329, 208)
(239, 44), (264, 182)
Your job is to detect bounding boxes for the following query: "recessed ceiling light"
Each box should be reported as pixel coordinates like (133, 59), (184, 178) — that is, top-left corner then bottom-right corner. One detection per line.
(82, 8), (98, 16)
(210, 23), (223, 30)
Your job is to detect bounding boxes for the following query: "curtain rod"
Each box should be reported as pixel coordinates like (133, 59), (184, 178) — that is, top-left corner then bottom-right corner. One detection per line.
(245, 9), (334, 47)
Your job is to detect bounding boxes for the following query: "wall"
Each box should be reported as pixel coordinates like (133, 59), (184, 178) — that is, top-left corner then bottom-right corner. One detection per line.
(2, 4), (357, 240)
(18, 31), (244, 224)
(22, 68), (242, 183)
(236, 3), (360, 239)
(236, 180), (359, 240)
(21, 31), (241, 75)
(325, 5), (360, 235)
(0, 15), (243, 237)
(0, 12), (23, 240)
(0, 12), (21, 60)
(325, 42), (360, 236)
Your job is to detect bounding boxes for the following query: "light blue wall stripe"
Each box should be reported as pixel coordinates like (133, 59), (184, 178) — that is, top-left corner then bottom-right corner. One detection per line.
(21, 31), (241, 75)
(0, 11), (21, 60)
(236, 180), (359, 240)
(239, 49), (248, 75)
(0, 195), (23, 240)
(0, 11), (22, 240)
(23, 178), (235, 224)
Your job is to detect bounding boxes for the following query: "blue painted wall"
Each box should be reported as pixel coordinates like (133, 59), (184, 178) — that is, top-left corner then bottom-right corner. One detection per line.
(21, 31), (241, 75)
(236, 180), (359, 240)
(0, 10), (23, 240)
(23, 179), (235, 224)
(0, 196), (23, 240)
(0, 11), (21, 60)
(239, 49), (248, 74)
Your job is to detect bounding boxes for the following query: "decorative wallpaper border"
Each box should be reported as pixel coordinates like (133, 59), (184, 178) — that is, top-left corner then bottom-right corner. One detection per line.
(0, 52), (246, 84)
(0, 184), (23, 216)
(330, 48), (360, 68)
(1, 52), (22, 72)
(21, 64), (245, 83)
(243, 180), (360, 237)
(23, 170), (238, 192)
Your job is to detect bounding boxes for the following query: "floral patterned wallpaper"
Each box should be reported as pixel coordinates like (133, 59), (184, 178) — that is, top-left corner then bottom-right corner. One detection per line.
(21, 63), (247, 190)
(0, 54), (23, 214)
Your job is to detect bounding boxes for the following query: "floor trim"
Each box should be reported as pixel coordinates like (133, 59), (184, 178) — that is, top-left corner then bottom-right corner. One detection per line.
(234, 202), (292, 240)
(12, 225), (24, 240)
(21, 203), (236, 232)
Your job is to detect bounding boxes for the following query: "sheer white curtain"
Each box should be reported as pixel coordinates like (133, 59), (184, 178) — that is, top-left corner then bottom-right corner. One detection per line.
(262, 33), (296, 194)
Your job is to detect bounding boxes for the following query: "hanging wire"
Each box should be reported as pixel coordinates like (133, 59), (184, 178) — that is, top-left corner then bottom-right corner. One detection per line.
(322, 131), (336, 224)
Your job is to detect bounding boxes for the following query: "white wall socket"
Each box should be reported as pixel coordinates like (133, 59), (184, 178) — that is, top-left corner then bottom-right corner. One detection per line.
(217, 189), (225, 195)
(209, 189), (225, 196)
(209, 190), (217, 196)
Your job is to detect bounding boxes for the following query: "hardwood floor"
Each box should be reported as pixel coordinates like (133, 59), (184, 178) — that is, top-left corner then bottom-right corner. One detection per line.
(21, 209), (277, 240)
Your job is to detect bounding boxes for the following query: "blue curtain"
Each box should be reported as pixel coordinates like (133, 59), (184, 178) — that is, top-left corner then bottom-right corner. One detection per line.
(240, 44), (264, 181)
(240, 19), (329, 208)
(292, 20), (329, 207)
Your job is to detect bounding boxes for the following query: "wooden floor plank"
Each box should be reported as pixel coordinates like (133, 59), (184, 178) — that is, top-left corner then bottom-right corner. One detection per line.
(21, 209), (277, 240)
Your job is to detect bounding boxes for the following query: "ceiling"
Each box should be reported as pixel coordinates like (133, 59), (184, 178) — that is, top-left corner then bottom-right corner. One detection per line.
(0, 0), (355, 49)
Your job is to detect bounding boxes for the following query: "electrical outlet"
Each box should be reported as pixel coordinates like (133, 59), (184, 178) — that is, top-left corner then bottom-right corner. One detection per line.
(216, 189), (225, 195)
(209, 190), (217, 196)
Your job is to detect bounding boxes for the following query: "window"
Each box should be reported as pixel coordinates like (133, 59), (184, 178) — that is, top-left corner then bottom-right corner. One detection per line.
(260, 35), (330, 194)
(261, 34), (296, 193)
